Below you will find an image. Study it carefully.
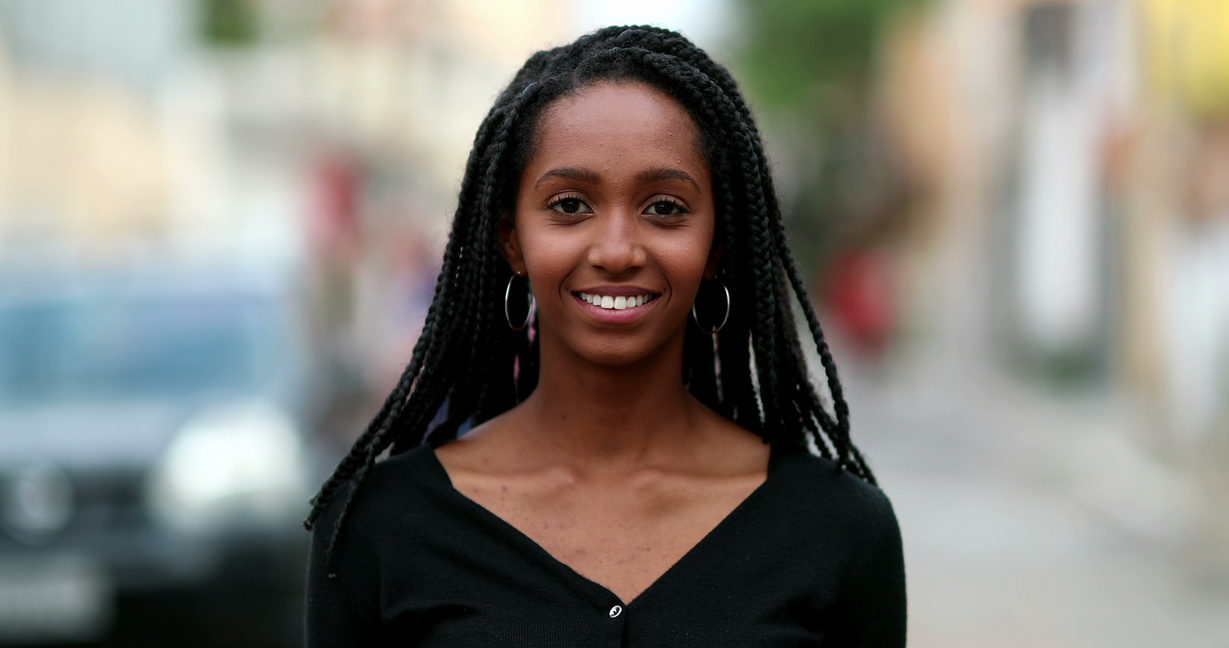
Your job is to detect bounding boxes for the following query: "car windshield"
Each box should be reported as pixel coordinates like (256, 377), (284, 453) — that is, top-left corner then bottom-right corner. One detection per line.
(0, 288), (279, 404)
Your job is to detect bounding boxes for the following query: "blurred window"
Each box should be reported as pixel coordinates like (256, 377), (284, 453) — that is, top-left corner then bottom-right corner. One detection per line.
(0, 291), (276, 404)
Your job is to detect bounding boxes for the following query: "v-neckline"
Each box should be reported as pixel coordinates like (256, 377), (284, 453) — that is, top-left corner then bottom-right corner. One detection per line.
(422, 445), (786, 607)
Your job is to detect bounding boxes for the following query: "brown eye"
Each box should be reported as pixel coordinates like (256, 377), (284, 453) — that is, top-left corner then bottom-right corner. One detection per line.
(549, 196), (591, 215)
(646, 200), (685, 216)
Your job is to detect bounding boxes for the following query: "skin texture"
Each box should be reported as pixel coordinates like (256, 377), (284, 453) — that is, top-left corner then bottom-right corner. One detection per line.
(435, 82), (769, 605)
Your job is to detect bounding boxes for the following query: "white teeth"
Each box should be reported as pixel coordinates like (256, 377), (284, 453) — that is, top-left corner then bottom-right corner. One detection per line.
(578, 293), (655, 310)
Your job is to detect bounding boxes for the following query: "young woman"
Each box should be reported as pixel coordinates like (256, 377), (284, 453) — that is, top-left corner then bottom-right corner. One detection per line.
(305, 26), (905, 647)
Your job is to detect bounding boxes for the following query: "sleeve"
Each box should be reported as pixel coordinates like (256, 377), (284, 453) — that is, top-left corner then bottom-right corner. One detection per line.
(831, 493), (907, 647)
(304, 492), (388, 647)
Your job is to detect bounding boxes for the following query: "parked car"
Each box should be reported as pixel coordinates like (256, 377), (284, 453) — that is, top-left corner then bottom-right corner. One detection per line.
(0, 261), (329, 646)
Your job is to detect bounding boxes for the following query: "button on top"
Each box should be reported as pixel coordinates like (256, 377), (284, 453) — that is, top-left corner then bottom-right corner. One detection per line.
(609, 605), (622, 618)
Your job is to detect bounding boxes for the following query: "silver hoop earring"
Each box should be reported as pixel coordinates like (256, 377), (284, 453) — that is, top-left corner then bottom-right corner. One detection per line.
(691, 278), (730, 334)
(505, 272), (535, 331)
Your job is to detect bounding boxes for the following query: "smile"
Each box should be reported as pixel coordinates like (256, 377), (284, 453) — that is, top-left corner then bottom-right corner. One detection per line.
(576, 292), (657, 310)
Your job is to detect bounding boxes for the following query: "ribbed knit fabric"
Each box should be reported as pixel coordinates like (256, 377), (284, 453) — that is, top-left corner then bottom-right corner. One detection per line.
(306, 444), (905, 647)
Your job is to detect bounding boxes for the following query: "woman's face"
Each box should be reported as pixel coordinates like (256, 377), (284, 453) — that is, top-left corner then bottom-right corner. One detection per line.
(501, 81), (717, 367)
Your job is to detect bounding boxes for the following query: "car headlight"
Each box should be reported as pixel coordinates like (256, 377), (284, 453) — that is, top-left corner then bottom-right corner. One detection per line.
(147, 402), (309, 534)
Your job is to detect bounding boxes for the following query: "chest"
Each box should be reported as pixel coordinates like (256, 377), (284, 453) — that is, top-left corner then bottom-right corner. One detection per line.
(450, 473), (764, 604)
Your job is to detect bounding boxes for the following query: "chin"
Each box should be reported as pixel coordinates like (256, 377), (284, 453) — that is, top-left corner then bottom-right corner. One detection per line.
(584, 349), (654, 367)
(576, 336), (682, 369)
(537, 314), (689, 370)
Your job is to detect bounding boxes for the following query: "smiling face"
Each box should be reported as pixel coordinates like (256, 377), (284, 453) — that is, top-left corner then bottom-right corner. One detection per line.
(501, 81), (717, 368)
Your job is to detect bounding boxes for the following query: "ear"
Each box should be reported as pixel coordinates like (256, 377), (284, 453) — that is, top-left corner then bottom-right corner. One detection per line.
(704, 241), (722, 280)
(498, 210), (526, 275)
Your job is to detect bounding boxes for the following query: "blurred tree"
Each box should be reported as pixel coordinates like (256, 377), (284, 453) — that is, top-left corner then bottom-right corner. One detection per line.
(739, 0), (921, 118)
(200, 0), (260, 47)
(735, 0), (929, 285)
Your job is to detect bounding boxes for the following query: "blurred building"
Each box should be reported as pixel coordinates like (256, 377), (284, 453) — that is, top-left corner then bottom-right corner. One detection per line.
(2, 0), (1224, 452)
(873, 0), (1229, 526)
(0, 0), (577, 441)
(296, 0), (573, 398)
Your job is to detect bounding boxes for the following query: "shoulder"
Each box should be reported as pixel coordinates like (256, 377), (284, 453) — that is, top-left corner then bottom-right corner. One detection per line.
(305, 446), (446, 646)
(766, 446), (899, 545)
(309, 445), (447, 544)
(771, 447), (892, 506)
(769, 450), (908, 644)
(758, 446), (905, 611)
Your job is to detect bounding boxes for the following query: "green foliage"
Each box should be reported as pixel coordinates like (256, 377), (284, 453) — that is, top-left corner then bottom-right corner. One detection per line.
(735, 0), (930, 281)
(200, 0), (259, 47)
(738, 0), (928, 114)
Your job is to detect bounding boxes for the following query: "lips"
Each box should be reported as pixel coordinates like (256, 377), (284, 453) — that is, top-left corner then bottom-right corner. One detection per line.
(576, 292), (656, 310)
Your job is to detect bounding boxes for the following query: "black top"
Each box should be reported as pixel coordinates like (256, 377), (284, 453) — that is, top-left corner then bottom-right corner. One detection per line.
(306, 444), (906, 647)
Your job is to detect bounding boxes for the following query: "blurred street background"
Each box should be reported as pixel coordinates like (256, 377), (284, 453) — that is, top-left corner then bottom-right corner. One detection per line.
(0, 0), (1226, 646)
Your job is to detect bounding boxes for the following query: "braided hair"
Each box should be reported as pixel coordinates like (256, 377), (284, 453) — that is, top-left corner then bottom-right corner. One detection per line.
(304, 25), (876, 565)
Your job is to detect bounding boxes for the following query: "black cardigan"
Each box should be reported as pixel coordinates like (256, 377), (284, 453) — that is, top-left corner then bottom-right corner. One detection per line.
(306, 444), (906, 647)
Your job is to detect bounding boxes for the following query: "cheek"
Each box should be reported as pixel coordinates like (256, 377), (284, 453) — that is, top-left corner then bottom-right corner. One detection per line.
(661, 232), (715, 290)
(518, 231), (578, 285)
(674, 217), (717, 267)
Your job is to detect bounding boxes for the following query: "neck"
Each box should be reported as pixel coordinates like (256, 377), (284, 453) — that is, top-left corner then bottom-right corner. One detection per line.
(518, 333), (702, 468)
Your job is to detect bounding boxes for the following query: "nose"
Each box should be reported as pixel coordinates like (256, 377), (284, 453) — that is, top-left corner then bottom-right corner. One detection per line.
(586, 211), (646, 273)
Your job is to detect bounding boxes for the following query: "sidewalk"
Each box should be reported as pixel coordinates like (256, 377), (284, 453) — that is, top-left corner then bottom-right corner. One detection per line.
(839, 347), (1229, 647)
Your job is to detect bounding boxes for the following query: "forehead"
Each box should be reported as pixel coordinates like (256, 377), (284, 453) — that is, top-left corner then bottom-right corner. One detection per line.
(527, 81), (707, 175)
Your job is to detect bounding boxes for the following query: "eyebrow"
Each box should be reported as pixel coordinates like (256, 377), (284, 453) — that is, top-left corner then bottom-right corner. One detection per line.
(533, 167), (602, 189)
(532, 166), (701, 193)
(635, 167), (700, 192)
